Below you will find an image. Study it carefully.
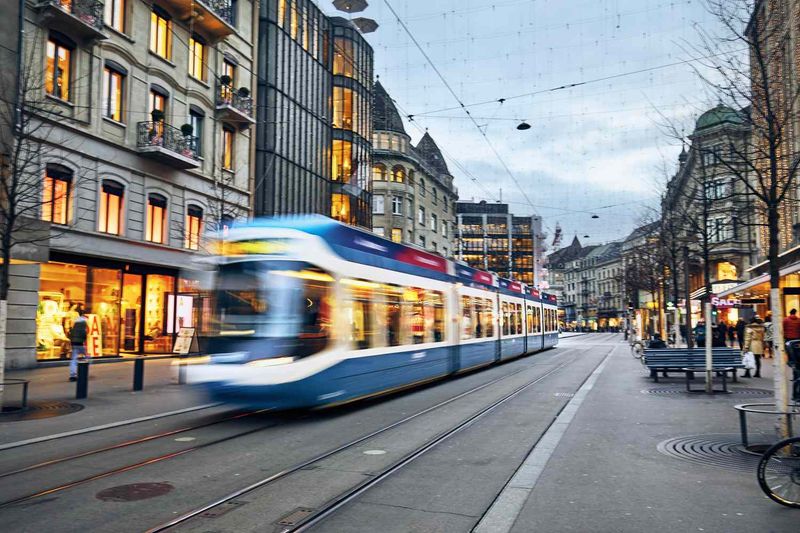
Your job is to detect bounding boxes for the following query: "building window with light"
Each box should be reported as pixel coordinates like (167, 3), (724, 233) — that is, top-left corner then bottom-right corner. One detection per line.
(373, 195), (384, 214)
(46, 35), (72, 101)
(104, 0), (125, 32)
(146, 193), (167, 244)
(102, 64), (125, 122)
(333, 37), (354, 77)
(392, 196), (402, 215)
(42, 166), (72, 225)
(149, 7), (172, 60)
(185, 205), (203, 250)
(222, 126), (235, 171)
(373, 164), (386, 182)
(392, 166), (404, 183)
(391, 228), (402, 243)
(331, 193), (352, 224)
(189, 35), (206, 81)
(99, 180), (124, 235)
(332, 140), (352, 181)
(277, 0), (286, 27)
(333, 87), (356, 130)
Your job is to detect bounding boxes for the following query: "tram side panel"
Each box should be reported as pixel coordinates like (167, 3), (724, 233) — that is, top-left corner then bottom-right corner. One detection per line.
(499, 294), (527, 360)
(542, 304), (559, 348)
(456, 287), (498, 371)
(524, 300), (544, 354)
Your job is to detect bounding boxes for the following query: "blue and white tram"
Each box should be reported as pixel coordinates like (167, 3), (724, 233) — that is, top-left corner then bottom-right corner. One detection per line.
(188, 217), (559, 409)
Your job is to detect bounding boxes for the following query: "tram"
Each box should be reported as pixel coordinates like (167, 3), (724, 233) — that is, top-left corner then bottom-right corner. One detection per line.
(187, 216), (559, 409)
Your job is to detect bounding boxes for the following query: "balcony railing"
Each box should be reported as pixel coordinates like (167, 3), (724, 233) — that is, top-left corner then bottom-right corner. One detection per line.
(37, 0), (106, 41)
(216, 83), (255, 124)
(158, 0), (234, 42)
(136, 122), (200, 169)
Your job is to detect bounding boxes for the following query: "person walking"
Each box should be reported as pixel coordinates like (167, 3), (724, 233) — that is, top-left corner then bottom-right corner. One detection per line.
(717, 321), (728, 347)
(693, 320), (706, 348)
(783, 308), (800, 341)
(68, 306), (88, 382)
(727, 321), (736, 346)
(736, 318), (746, 350)
(763, 313), (774, 359)
(743, 315), (766, 378)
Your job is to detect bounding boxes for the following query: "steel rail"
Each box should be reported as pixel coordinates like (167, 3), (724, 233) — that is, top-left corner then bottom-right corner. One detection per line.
(147, 350), (579, 532)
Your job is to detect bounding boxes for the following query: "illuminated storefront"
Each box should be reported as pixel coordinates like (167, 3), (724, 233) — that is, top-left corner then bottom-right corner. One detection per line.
(35, 253), (205, 361)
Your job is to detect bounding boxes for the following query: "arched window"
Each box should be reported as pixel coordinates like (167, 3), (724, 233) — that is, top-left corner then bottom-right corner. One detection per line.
(432, 188), (438, 204)
(145, 193), (167, 244)
(42, 164), (72, 225)
(419, 178), (426, 196)
(185, 205), (203, 250)
(392, 166), (405, 183)
(373, 163), (387, 182)
(99, 180), (124, 235)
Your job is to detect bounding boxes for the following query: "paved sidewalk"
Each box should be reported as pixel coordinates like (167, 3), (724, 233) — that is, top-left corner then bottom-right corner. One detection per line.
(0, 358), (216, 446)
(499, 335), (797, 532)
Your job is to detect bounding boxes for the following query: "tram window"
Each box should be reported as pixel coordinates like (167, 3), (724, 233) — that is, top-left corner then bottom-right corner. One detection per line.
(534, 307), (541, 333)
(483, 298), (494, 337)
(385, 287), (402, 347)
(501, 302), (509, 336)
(343, 279), (384, 350)
(527, 306), (533, 334)
(461, 295), (474, 340)
(427, 290), (445, 343)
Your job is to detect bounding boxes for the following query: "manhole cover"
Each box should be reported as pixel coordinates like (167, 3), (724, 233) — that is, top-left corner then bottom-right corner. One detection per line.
(657, 434), (763, 472)
(0, 401), (83, 422)
(96, 482), (174, 502)
(641, 387), (772, 397)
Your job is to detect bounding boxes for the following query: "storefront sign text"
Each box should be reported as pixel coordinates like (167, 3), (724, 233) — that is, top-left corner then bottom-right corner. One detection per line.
(711, 296), (741, 308)
(86, 314), (103, 357)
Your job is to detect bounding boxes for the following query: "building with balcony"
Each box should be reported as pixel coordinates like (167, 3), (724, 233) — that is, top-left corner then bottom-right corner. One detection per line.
(370, 82), (458, 256)
(2, 0), (257, 368)
(559, 240), (622, 330)
(254, 1), (374, 229)
(455, 201), (544, 286)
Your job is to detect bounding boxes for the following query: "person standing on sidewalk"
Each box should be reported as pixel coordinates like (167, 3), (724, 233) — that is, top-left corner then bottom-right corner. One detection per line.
(68, 307), (88, 382)
(736, 318), (746, 350)
(743, 316), (765, 378)
(763, 313), (774, 359)
(783, 308), (800, 341)
(718, 321), (728, 346)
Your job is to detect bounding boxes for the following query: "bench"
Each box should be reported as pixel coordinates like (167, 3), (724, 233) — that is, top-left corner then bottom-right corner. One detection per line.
(643, 348), (744, 383)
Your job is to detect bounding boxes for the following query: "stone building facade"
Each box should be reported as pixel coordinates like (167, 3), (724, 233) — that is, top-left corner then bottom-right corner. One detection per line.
(3, 0), (256, 368)
(371, 81), (458, 256)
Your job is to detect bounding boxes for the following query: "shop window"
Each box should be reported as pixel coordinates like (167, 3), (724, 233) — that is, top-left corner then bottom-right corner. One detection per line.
(102, 65), (125, 122)
(333, 87), (355, 130)
(144, 274), (175, 353)
(332, 140), (352, 181)
(222, 126), (235, 170)
(37, 263), (87, 360)
(46, 35), (72, 101)
(185, 205), (203, 250)
(104, 0), (125, 32)
(331, 193), (352, 224)
(99, 180), (124, 235)
(391, 228), (402, 243)
(146, 193), (167, 244)
(42, 166), (72, 225)
(333, 37), (354, 77)
(149, 7), (172, 60)
(188, 35), (206, 82)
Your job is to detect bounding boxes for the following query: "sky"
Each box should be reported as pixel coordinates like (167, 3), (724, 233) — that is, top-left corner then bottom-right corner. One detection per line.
(323, 0), (729, 250)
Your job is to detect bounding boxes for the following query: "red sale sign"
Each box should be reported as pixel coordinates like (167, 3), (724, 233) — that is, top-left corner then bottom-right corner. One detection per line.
(85, 314), (103, 357)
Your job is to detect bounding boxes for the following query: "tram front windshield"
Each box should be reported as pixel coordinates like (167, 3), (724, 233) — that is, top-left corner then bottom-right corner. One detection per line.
(213, 260), (332, 357)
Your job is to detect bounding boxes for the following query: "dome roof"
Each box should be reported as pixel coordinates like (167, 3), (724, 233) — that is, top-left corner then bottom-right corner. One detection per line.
(415, 132), (450, 175)
(695, 104), (745, 131)
(372, 81), (407, 135)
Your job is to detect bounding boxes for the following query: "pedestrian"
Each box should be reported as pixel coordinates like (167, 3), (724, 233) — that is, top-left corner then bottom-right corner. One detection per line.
(68, 306), (88, 382)
(694, 320), (706, 348)
(679, 323), (687, 345)
(784, 308), (800, 341)
(712, 325), (727, 347)
(647, 333), (669, 379)
(727, 321), (736, 346)
(717, 321), (728, 346)
(763, 313), (773, 359)
(742, 315), (766, 378)
(736, 318), (746, 350)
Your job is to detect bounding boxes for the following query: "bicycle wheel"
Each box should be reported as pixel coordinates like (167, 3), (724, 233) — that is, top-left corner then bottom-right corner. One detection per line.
(757, 436), (800, 508)
(631, 342), (644, 359)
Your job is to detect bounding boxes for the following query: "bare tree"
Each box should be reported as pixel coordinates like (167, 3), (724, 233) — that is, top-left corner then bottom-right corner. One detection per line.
(0, 35), (86, 399)
(686, 0), (800, 435)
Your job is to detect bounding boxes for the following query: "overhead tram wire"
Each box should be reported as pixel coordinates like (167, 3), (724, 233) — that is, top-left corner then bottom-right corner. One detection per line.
(408, 48), (747, 118)
(382, 0), (537, 215)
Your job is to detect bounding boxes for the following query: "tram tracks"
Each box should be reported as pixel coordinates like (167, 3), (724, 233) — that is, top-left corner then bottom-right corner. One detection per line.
(0, 347), (581, 520)
(146, 351), (587, 532)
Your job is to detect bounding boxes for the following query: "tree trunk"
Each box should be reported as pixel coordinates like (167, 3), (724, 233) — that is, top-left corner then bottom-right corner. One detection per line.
(767, 206), (790, 438)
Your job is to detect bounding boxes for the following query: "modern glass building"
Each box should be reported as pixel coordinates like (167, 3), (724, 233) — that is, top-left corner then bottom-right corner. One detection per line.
(255, 1), (373, 228)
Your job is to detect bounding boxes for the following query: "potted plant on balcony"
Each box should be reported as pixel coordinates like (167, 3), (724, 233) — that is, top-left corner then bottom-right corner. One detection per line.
(237, 87), (250, 98)
(149, 109), (165, 145)
(180, 123), (195, 158)
(220, 75), (232, 86)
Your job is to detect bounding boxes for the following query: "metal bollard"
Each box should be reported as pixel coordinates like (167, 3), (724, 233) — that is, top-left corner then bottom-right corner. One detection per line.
(76, 360), (90, 399)
(133, 358), (145, 391)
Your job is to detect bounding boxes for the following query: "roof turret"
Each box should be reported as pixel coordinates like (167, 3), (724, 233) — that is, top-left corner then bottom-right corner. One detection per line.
(695, 104), (745, 131)
(372, 81), (407, 135)
(415, 132), (450, 175)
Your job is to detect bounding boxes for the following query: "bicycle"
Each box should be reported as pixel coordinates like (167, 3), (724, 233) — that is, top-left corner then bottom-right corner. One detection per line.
(756, 340), (800, 508)
(630, 338), (644, 359)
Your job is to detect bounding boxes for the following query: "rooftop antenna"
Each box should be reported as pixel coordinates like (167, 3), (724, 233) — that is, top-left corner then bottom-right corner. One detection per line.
(499, 188), (503, 203)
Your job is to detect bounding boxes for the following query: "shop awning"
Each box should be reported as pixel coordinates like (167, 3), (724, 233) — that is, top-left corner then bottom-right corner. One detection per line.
(718, 259), (800, 297)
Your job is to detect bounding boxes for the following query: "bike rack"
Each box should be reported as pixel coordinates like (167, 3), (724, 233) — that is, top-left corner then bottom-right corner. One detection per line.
(734, 402), (800, 448)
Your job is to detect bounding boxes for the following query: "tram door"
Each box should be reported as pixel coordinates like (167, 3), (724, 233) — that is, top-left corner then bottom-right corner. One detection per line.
(494, 294), (502, 362)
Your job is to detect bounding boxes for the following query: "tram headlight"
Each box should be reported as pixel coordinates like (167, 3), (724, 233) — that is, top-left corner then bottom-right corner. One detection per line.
(246, 356), (297, 367)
